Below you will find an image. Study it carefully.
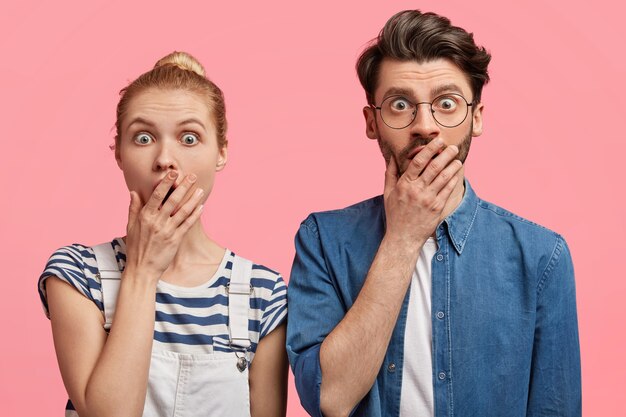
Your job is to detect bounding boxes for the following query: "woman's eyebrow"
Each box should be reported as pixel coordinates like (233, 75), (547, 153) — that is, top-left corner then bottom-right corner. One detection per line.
(177, 118), (206, 130)
(125, 117), (207, 132)
(125, 117), (155, 132)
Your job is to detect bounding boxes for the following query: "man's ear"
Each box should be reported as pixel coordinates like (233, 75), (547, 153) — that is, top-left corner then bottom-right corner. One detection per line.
(216, 145), (228, 171)
(471, 102), (484, 137)
(363, 106), (379, 140)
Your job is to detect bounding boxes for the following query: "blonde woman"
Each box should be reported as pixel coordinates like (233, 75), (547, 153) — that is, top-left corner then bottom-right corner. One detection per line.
(38, 52), (288, 417)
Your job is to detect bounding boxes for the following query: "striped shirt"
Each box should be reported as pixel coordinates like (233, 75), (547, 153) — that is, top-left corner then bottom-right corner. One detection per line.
(38, 238), (287, 360)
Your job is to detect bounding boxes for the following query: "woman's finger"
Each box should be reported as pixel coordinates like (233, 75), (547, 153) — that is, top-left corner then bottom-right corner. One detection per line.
(145, 171), (178, 211)
(170, 188), (204, 227)
(174, 198), (205, 237)
(159, 174), (197, 218)
(126, 191), (142, 234)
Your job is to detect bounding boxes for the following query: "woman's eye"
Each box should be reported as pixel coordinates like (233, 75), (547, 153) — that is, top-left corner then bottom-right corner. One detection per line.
(134, 133), (153, 145)
(182, 133), (199, 145)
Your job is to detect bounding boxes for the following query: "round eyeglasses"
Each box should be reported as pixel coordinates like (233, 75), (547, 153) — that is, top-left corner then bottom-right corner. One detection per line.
(372, 93), (473, 129)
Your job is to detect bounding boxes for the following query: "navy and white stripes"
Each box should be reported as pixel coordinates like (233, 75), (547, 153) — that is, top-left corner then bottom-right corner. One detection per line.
(39, 238), (287, 360)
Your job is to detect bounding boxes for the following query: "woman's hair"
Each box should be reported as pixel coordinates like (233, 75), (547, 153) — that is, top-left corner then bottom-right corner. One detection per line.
(114, 51), (227, 155)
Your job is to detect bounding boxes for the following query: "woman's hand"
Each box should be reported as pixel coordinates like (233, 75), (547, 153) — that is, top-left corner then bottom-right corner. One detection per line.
(47, 170), (205, 417)
(124, 171), (205, 283)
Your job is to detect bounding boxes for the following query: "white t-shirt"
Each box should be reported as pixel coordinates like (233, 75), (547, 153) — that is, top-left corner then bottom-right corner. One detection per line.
(400, 237), (437, 417)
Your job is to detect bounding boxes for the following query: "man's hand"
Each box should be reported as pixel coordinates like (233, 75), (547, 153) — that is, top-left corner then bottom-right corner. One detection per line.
(383, 138), (462, 246)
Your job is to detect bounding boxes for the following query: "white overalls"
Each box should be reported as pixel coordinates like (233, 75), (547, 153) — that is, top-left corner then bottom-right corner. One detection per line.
(69, 243), (253, 417)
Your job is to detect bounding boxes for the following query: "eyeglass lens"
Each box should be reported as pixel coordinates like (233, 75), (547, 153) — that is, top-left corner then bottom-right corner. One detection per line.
(380, 94), (469, 128)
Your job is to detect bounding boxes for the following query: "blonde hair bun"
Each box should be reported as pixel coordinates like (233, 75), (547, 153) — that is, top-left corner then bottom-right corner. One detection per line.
(154, 51), (206, 77)
(116, 50), (228, 151)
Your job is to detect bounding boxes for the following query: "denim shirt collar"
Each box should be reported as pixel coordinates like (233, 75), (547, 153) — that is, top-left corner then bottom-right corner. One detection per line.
(379, 178), (479, 255)
(440, 179), (479, 255)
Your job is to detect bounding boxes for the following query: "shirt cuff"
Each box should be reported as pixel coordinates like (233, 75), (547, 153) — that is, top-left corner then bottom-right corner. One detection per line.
(293, 343), (324, 417)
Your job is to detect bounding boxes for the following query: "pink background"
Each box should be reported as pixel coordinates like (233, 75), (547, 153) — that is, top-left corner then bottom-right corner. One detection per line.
(1, 0), (624, 415)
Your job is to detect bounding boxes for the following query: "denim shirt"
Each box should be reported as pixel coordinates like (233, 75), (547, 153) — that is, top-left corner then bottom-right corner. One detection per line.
(286, 181), (581, 417)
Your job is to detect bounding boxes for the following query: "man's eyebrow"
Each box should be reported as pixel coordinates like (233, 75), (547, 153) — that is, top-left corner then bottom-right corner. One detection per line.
(381, 84), (468, 103)
(381, 87), (415, 101)
(431, 83), (466, 98)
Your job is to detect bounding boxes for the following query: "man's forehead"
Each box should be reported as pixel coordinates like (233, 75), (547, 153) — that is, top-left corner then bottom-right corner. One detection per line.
(375, 58), (473, 99)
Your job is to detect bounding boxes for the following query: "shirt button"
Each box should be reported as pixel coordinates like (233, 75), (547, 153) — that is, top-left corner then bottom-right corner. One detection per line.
(387, 363), (396, 372)
(438, 371), (446, 380)
(436, 311), (445, 319)
(436, 254), (444, 261)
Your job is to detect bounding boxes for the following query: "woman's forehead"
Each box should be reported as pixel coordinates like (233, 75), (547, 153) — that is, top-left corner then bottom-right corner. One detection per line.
(127, 88), (209, 111)
(124, 89), (213, 126)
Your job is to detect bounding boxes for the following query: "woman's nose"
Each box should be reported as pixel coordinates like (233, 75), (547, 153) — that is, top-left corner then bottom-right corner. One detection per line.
(153, 143), (178, 171)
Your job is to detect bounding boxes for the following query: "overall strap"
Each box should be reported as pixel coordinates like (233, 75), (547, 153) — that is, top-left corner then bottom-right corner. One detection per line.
(92, 242), (122, 331)
(228, 255), (252, 349)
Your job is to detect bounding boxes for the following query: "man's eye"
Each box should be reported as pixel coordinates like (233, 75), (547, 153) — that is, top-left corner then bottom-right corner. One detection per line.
(134, 133), (153, 145)
(435, 96), (458, 112)
(182, 133), (199, 145)
(390, 98), (411, 111)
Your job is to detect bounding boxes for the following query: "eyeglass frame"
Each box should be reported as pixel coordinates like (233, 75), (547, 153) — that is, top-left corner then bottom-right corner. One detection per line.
(370, 93), (474, 129)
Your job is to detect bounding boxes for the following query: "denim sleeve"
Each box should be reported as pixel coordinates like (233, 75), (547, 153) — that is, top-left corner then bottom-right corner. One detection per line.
(527, 236), (581, 416)
(286, 218), (347, 417)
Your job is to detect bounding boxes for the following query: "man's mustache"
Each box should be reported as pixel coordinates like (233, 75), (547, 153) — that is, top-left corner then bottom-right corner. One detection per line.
(399, 138), (433, 160)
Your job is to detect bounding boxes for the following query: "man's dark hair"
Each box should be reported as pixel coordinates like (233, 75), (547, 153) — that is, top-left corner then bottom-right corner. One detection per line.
(356, 10), (491, 105)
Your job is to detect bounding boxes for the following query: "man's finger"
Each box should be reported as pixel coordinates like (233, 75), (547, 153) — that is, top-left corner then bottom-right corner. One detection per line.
(403, 138), (445, 182)
(435, 175), (459, 206)
(419, 145), (459, 186)
(429, 159), (463, 194)
(384, 156), (399, 199)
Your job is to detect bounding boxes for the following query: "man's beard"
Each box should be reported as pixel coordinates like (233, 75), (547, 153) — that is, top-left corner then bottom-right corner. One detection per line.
(378, 122), (473, 177)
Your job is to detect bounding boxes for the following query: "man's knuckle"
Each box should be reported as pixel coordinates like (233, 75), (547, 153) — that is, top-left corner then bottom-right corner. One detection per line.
(395, 181), (408, 194)
(411, 157), (424, 168)
(411, 179), (425, 191)
(429, 161), (442, 172)
(416, 194), (430, 206)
